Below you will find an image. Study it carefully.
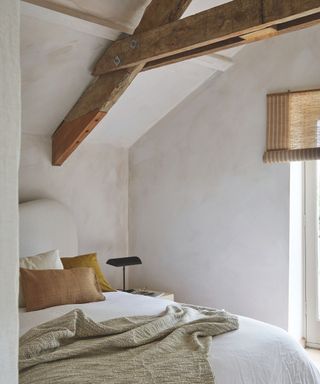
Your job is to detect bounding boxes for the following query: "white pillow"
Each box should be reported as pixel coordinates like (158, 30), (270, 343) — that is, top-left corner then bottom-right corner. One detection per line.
(19, 249), (63, 307)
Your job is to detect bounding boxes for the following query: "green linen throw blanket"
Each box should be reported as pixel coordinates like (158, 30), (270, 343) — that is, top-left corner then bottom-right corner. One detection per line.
(19, 305), (238, 384)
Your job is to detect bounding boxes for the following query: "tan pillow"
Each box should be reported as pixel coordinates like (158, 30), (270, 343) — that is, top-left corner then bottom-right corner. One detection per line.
(19, 250), (63, 307)
(20, 267), (105, 312)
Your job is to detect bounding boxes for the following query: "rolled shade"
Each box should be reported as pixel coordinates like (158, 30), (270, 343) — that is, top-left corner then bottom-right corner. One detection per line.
(263, 89), (320, 163)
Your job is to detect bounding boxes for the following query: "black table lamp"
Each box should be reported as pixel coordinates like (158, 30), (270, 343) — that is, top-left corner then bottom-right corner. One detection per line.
(106, 256), (142, 291)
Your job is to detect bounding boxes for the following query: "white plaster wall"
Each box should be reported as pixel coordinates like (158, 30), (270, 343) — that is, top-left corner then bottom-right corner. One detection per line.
(0, 1), (20, 382)
(19, 134), (128, 288)
(129, 25), (320, 329)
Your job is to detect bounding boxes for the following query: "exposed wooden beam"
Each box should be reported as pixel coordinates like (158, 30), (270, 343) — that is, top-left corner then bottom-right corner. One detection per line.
(241, 27), (278, 42)
(51, 70), (141, 165)
(141, 9), (320, 72)
(52, 0), (192, 165)
(134, 0), (191, 33)
(22, 0), (222, 67)
(142, 37), (244, 72)
(52, 110), (106, 165)
(93, 0), (320, 75)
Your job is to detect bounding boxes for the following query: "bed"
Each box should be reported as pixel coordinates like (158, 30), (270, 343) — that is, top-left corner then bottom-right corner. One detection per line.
(19, 199), (320, 384)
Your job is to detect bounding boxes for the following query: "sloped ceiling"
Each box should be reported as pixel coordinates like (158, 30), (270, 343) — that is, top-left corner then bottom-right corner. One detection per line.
(39, 0), (151, 33)
(21, 0), (242, 147)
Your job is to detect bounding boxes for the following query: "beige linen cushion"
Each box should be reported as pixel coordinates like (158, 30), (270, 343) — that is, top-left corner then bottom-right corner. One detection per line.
(19, 250), (63, 307)
(20, 267), (105, 312)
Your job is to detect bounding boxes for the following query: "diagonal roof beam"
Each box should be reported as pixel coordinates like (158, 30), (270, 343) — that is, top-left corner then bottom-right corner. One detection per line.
(93, 0), (320, 75)
(53, 0), (320, 165)
(141, 9), (320, 72)
(52, 0), (192, 165)
(22, 0), (232, 70)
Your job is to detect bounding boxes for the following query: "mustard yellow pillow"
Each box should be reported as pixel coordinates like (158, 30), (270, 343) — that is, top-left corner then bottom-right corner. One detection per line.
(61, 253), (114, 292)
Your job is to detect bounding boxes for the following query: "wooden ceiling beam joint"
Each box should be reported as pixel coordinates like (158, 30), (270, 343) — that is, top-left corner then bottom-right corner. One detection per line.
(52, 0), (192, 165)
(52, 0), (320, 166)
(93, 0), (320, 75)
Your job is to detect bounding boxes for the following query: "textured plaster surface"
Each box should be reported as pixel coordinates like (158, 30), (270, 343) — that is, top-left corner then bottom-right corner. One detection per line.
(19, 134), (128, 289)
(129, 25), (320, 329)
(0, 1), (20, 382)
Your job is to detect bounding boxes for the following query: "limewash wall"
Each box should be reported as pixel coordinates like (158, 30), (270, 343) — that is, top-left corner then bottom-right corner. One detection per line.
(129, 26), (320, 329)
(19, 134), (128, 289)
(0, 1), (20, 382)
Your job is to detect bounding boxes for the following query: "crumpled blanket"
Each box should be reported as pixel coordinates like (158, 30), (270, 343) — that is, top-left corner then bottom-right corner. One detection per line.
(20, 304), (238, 384)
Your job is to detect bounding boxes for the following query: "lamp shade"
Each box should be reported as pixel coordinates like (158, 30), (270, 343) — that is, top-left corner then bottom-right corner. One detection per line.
(106, 257), (142, 267)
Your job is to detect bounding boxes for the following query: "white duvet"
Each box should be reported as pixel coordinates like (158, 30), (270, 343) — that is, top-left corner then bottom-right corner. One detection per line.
(19, 291), (320, 384)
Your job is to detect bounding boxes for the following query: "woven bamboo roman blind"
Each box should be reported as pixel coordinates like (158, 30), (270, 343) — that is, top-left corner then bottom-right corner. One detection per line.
(263, 89), (320, 163)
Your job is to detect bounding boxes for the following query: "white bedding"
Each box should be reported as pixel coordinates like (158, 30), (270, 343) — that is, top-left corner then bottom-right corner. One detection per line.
(19, 291), (320, 384)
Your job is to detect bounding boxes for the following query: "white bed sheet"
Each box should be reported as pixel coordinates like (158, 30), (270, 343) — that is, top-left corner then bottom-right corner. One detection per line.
(19, 291), (320, 384)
